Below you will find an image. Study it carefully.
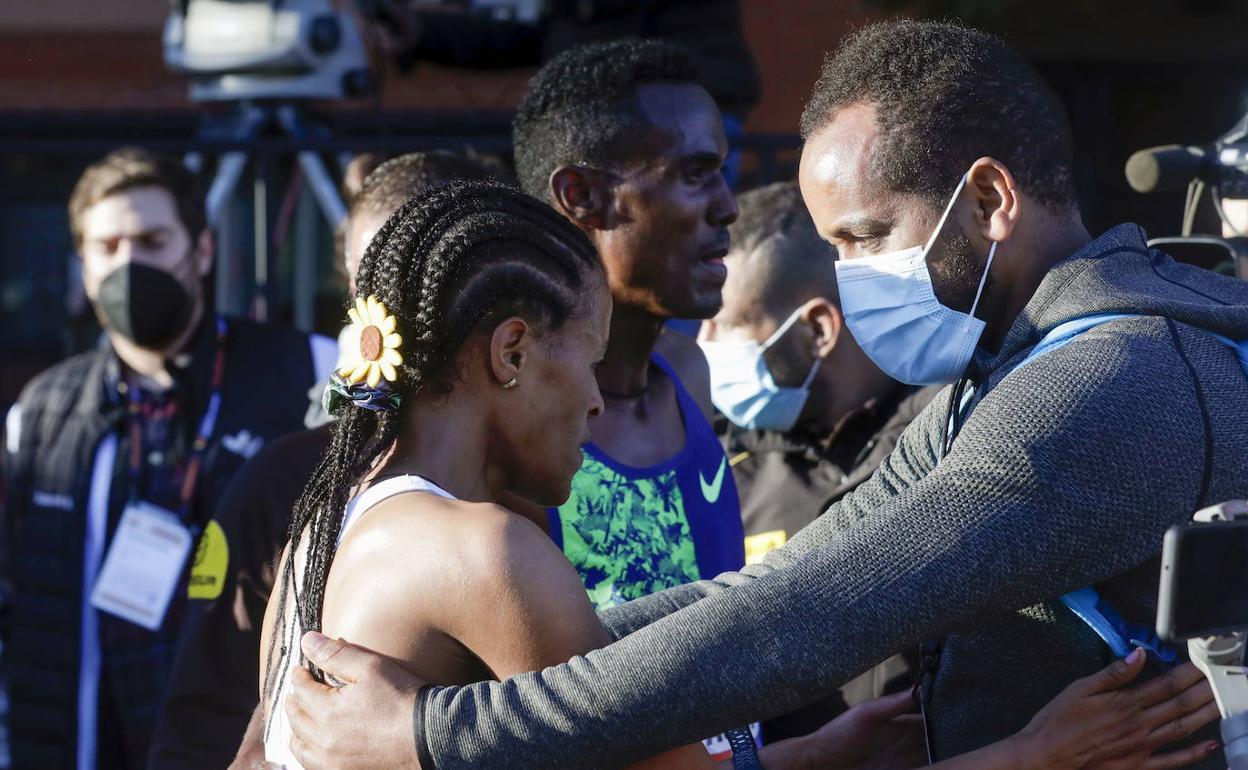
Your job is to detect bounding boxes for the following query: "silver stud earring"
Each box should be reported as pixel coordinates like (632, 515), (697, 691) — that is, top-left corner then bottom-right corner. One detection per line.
(502, 377), (518, 390)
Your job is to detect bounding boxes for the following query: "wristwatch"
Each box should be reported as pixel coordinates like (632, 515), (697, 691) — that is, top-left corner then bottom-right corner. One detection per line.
(726, 726), (763, 770)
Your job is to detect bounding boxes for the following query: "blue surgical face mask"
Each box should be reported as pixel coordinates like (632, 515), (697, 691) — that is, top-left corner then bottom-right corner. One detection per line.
(834, 172), (998, 386)
(700, 308), (823, 431)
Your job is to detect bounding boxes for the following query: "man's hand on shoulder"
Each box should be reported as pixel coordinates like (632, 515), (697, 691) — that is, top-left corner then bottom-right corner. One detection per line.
(286, 632), (426, 770)
(655, 328), (714, 420)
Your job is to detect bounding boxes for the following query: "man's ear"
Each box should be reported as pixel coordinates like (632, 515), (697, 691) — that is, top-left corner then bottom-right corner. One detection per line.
(489, 317), (533, 389)
(802, 297), (843, 359)
(193, 228), (214, 278)
(966, 157), (1021, 245)
(550, 166), (610, 230)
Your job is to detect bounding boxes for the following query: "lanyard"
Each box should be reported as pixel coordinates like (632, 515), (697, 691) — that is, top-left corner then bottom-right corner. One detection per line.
(124, 315), (227, 528)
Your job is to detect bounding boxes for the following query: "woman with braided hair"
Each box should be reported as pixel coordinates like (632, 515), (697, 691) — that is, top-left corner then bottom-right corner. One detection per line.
(246, 180), (721, 770)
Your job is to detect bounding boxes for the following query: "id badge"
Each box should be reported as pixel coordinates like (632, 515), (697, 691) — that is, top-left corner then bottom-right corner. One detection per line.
(90, 501), (193, 631)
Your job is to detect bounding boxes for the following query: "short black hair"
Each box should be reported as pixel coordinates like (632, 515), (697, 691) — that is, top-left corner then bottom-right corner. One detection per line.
(513, 38), (701, 200)
(729, 182), (838, 316)
(800, 20), (1076, 211)
(336, 152), (501, 282)
(350, 151), (499, 222)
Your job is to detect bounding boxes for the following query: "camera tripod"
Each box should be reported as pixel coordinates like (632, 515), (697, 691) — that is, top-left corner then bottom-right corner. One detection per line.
(194, 101), (348, 326)
(165, 0), (373, 325)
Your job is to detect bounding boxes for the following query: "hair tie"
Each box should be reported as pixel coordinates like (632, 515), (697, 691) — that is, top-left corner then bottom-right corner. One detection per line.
(322, 373), (403, 416)
(325, 294), (405, 416)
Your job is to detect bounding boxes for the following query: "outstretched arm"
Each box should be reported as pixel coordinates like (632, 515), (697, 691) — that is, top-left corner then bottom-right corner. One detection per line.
(288, 329), (1217, 769)
(413, 331), (1215, 769)
(597, 385), (951, 641)
(284, 640), (1220, 770)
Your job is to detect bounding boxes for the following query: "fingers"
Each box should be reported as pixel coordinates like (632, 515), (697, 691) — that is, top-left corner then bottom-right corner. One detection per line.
(285, 689), (335, 770)
(1132, 662), (1207, 709)
(288, 727), (322, 770)
(1140, 679), (1214, 741)
(1143, 739), (1222, 770)
(1082, 648), (1147, 695)
(850, 691), (917, 725)
(1146, 700), (1221, 751)
(285, 665), (323, 731)
(300, 631), (365, 685)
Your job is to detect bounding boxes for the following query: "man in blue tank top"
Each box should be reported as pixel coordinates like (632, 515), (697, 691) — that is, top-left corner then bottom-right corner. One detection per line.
(505, 39), (745, 620)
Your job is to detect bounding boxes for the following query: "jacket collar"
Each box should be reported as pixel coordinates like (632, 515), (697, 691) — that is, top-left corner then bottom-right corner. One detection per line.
(970, 223), (1151, 380)
(87, 314), (218, 422)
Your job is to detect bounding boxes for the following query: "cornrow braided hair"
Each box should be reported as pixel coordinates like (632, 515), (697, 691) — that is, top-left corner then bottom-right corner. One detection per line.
(263, 180), (601, 720)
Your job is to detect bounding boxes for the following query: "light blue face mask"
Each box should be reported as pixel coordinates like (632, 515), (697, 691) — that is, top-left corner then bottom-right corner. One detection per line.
(700, 308), (823, 431)
(834, 172), (998, 386)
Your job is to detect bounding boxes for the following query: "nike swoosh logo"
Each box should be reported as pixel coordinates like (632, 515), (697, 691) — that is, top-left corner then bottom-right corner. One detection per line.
(700, 457), (727, 504)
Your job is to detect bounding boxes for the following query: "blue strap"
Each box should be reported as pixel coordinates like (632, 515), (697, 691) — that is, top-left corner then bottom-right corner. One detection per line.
(1013, 312), (1248, 669)
(1210, 331), (1248, 371)
(1060, 588), (1177, 668)
(726, 727), (763, 770)
(1015, 313), (1136, 369)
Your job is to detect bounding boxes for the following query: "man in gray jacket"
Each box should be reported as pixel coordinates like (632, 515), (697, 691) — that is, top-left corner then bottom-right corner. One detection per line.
(279, 20), (1248, 770)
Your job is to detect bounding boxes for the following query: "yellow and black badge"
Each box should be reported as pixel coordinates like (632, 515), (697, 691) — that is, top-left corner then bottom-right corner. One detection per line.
(188, 520), (229, 600)
(744, 530), (788, 566)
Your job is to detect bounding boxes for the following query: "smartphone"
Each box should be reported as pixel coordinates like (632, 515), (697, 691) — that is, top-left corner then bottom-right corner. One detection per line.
(1157, 519), (1248, 641)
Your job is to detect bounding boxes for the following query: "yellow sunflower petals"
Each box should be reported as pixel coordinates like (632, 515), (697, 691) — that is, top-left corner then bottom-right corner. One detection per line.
(347, 307), (361, 326)
(379, 315), (396, 334)
(374, 300), (388, 323)
(379, 360), (397, 382)
(347, 361), (370, 384)
(365, 362), (382, 388)
(381, 348), (402, 366)
(383, 333), (402, 349)
(354, 297), (369, 321)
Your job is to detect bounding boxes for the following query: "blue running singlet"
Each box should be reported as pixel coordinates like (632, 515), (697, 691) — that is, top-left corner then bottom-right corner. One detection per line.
(548, 352), (745, 610)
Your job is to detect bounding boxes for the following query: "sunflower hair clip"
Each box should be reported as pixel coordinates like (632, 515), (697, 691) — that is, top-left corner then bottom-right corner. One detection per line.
(323, 296), (405, 416)
(340, 296), (403, 387)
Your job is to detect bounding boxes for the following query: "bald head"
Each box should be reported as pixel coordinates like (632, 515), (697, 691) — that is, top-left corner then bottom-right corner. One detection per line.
(720, 182), (839, 328)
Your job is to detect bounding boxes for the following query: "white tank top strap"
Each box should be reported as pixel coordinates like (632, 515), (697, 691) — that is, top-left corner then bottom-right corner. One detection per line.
(338, 474), (456, 546)
(264, 473), (457, 770)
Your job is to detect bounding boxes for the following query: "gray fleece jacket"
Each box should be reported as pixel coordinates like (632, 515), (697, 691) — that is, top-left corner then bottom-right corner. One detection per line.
(415, 224), (1248, 769)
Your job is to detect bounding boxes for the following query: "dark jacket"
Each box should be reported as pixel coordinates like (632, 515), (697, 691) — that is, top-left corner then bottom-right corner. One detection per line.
(715, 386), (938, 743)
(148, 426), (332, 770)
(0, 317), (322, 770)
(413, 224), (1248, 769)
(720, 386), (939, 547)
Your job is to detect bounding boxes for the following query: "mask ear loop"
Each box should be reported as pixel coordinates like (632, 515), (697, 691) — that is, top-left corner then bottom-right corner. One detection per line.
(800, 356), (823, 388)
(760, 306), (807, 351)
(762, 306), (826, 389)
(924, 171), (999, 321)
(967, 240), (998, 320)
(922, 172), (971, 255)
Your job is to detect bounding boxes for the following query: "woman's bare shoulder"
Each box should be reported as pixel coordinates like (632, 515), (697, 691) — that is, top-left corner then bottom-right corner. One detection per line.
(326, 494), (579, 622)
(337, 494), (556, 573)
(327, 492), (606, 678)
